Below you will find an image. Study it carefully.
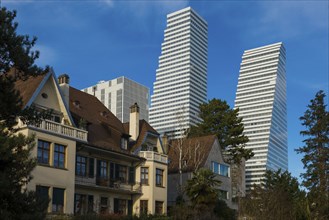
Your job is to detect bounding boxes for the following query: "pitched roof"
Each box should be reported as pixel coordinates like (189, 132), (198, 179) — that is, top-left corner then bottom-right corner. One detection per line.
(6, 68), (47, 107)
(167, 135), (217, 173)
(69, 86), (131, 153)
(11, 71), (134, 155)
(123, 119), (159, 152)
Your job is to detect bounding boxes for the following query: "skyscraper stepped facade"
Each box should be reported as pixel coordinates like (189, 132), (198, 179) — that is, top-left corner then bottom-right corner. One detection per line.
(234, 42), (287, 190)
(82, 77), (149, 123)
(149, 7), (208, 138)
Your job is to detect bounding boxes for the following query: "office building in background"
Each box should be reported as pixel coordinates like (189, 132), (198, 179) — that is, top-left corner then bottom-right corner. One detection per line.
(234, 42), (288, 190)
(82, 77), (149, 123)
(149, 7), (208, 138)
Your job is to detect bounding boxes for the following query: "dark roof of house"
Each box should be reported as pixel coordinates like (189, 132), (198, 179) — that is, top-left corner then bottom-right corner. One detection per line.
(167, 134), (217, 173)
(123, 119), (159, 152)
(6, 68), (47, 107)
(69, 86), (131, 153)
(11, 71), (136, 155)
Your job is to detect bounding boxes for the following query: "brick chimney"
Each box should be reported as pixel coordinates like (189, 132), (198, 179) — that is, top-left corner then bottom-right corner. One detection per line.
(129, 103), (140, 141)
(58, 74), (70, 108)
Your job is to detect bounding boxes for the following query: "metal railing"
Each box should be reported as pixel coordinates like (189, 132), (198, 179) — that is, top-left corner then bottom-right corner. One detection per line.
(75, 176), (142, 193)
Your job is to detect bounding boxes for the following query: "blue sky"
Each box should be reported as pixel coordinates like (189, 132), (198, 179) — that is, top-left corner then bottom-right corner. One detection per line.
(4, 0), (328, 181)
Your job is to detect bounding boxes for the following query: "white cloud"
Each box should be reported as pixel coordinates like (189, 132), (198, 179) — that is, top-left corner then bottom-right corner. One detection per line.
(103, 0), (114, 8)
(156, 0), (190, 14)
(102, 0), (189, 17)
(98, 0), (189, 38)
(255, 1), (328, 39)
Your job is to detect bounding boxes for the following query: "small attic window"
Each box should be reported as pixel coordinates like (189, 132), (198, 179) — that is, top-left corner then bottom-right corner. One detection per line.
(73, 100), (81, 109)
(41, 93), (48, 99)
(100, 111), (108, 117)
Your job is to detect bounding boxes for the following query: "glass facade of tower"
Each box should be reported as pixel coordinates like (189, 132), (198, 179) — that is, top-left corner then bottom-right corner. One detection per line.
(234, 42), (287, 190)
(149, 7), (208, 137)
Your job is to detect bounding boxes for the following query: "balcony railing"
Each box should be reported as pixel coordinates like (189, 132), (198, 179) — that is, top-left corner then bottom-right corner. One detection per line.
(19, 119), (88, 142)
(75, 176), (141, 193)
(139, 151), (168, 164)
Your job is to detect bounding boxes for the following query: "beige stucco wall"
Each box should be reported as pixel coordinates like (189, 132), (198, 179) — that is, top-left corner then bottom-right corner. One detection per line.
(75, 188), (132, 214)
(33, 77), (72, 125)
(134, 159), (167, 215)
(22, 128), (76, 214)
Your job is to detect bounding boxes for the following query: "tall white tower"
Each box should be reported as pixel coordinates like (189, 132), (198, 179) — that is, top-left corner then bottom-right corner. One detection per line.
(149, 7), (208, 138)
(234, 42), (287, 190)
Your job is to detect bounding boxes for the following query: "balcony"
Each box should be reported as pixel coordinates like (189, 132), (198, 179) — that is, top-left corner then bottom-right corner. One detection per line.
(139, 151), (168, 164)
(19, 119), (88, 142)
(75, 176), (141, 194)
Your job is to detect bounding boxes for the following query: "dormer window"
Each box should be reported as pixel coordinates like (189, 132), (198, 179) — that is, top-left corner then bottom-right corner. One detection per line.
(121, 138), (128, 150)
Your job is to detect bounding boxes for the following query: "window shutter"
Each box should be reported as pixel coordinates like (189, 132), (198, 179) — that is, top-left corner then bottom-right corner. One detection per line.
(115, 164), (120, 180)
(89, 158), (94, 178)
(88, 195), (94, 213)
(128, 200), (133, 215)
(128, 167), (135, 184)
(97, 160), (101, 177)
(110, 163), (115, 179)
(114, 198), (119, 213)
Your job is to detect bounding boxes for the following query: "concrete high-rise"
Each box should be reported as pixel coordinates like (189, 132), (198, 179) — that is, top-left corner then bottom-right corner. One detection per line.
(234, 42), (287, 190)
(82, 77), (149, 123)
(149, 7), (208, 137)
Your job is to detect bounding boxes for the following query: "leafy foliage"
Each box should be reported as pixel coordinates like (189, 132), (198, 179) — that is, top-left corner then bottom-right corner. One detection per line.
(189, 98), (253, 164)
(295, 90), (329, 219)
(185, 168), (221, 207)
(240, 169), (309, 220)
(213, 199), (236, 220)
(0, 7), (49, 219)
(0, 8), (48, 76)
(0, 132), (48, 219)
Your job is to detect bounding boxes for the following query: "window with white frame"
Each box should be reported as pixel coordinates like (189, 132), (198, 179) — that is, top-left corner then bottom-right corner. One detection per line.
(212, 161), (230, 177)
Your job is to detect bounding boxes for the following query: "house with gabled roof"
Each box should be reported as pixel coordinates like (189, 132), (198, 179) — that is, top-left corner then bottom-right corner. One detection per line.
(123, 103), (168, 215)
(12, 69), (87, 214)
(167, 135), (236, 209)
(12, 70), (168, 216)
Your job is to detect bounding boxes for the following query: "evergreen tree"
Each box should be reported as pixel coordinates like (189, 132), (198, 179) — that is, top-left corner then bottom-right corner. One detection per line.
(0, 7), (49, 219)
(240, 169), (309, 220)
(189, 98), (253, 164)
(296, 90), (329, 219)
